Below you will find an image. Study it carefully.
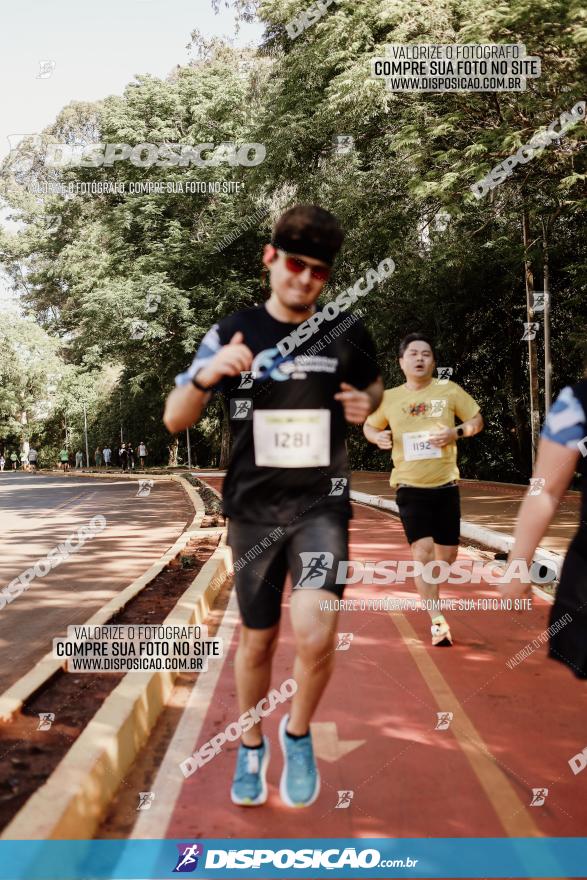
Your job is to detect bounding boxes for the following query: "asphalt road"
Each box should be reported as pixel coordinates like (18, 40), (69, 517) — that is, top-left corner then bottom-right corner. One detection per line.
(0, 472), (193, 694)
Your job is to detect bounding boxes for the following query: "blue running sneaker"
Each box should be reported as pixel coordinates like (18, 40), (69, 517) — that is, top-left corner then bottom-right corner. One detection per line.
(278, 714), (320, 807)
(230, 737), (270, 806)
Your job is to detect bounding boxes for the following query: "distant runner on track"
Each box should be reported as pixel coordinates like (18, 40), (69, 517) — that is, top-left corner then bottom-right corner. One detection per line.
(164, 204), (383, 808)
(363, 334), (483, 646)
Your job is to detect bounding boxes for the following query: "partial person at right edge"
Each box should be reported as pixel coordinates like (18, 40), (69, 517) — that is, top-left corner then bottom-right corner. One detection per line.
(499, 377), (587, 679)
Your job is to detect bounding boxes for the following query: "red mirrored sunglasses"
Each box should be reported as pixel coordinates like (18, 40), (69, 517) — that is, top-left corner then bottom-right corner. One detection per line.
(280, 251), (331, 282)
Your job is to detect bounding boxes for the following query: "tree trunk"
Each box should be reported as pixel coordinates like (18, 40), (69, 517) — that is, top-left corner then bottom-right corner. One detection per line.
(167, 436), (179, 467)
(542, 219), (552, 416)
(521, 206), (541, 466)
(219, 397), (231, 469)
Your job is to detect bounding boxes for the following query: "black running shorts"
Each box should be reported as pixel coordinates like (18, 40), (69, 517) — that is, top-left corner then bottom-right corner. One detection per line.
(395, 483), (461, 545)
(548, 532), (587, 679)
(227, 511), (348, 629)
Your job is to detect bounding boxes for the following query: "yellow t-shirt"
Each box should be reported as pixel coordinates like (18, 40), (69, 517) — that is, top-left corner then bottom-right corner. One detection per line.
(366, 380), (480, 487)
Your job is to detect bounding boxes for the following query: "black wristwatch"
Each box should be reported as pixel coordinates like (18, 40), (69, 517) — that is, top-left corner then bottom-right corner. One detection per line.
(191, 371), (214, 392)
(456, 426), (465, 438)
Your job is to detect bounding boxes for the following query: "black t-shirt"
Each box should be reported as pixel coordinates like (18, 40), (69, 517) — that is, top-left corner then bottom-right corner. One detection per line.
(206, 305), (380, 524)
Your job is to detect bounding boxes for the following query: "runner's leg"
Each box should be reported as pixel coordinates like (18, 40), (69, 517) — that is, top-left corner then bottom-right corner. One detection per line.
(410, 535), (438, 612)
(287, 590), (339, 734)
(234, 623), (280, 746)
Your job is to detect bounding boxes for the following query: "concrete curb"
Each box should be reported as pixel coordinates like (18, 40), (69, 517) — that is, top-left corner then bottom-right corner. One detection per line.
(350, 490), (562, 597)
(0, 475), (205, 722)
(0, 541), (232, 840)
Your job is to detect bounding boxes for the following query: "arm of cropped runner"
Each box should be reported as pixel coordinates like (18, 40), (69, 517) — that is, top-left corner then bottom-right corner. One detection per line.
(334, 377), (383, 425)
(164, 332), (253, 434)
(429, 411), (484, 447)
(500, 384), (585, 598)
(506, 437), (578, 569)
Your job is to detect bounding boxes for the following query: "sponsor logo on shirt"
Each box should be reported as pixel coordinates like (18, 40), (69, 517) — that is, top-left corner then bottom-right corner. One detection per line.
(251, 348), (338, 382)
(403, 400), (446, 417)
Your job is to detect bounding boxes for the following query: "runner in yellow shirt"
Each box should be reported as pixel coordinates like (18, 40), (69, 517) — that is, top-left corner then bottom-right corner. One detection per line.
(364, 334), (484, 646)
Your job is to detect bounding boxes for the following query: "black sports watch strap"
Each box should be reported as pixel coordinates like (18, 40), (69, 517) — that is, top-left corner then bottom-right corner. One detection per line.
(456, 426), (465, 438)
(191, 371), (214, 392)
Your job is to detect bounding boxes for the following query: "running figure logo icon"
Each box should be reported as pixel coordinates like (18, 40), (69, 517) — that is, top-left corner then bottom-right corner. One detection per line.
(37, 712), (55, 731)
(37, 60), (56, 79)
(429, 399), (447, 417)
(332, 135), (354, 155)
(329, 477), (348, 496)
(336, 632), (354, 651)
(130, 319), (149, 340)
(530, 788), (548, 806)
(173, 843), (203, 872)
(230, 399), (253, 420)
(529, 477), (545, 496)
(522, 322), (540, 341)
(238, 371), (255, 389)
(436, 367), (453, 385)
(532, 292), (548, 312)
(335, 790), (354, 808)
(137, 791), (155, 811)
(145, 291), (161, 313)
(294, 552), (334, 589)
(435, 712), (453, 730)
(578, 436), (587, 458)
(137, 479), (154, 497)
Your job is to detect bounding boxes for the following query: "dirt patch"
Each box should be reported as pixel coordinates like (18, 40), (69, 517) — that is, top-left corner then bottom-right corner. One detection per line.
(0, 533), (220, 833)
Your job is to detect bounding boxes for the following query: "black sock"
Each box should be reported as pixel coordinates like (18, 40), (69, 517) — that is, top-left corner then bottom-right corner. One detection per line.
(242, 741), (263, 750)
(286, 728), (309, 740)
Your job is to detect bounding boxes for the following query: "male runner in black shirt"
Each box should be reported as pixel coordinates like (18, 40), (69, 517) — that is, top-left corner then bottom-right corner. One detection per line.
(164, 205), (383, 808)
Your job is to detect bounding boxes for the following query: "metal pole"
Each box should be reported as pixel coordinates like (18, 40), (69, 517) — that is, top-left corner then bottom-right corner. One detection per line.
(543, 230), (552, 416)
(64, 411), (68, 448)
(186, 427), (192, 469)
(83, 402), (90, 468)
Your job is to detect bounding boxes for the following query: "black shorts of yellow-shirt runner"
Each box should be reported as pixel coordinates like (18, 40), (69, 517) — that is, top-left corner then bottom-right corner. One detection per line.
(395, 482), (461, 545)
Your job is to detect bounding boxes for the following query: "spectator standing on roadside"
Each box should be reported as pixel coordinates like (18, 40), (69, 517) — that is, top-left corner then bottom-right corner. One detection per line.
(103, 445), (112, 467)
(0, 454), (5, 472)
(10, 451), (18, 470)
(94, 446), (103, 467)
(20, 449), (29, 471)
(75, 449), (83, 468)
(119, 443), (128, 472)
(138, 441), (147, 469)
(59, 448), (69, 471)
(28, 447), (38, 472)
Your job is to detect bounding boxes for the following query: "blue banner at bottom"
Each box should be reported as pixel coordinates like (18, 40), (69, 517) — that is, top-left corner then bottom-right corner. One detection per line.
(0, 837), (585, 879)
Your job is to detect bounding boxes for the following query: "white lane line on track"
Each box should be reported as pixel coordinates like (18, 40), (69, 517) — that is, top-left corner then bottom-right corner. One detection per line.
(130, 586), (240, 838)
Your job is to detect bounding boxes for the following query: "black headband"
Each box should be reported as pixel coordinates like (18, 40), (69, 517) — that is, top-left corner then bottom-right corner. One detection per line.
(271, 234), (336, 266)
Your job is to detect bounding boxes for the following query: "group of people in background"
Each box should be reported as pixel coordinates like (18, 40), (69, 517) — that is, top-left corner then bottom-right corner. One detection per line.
(0, 448), (38, 472)
(70, 441), (148, 471)
(1, 442), (149, 472)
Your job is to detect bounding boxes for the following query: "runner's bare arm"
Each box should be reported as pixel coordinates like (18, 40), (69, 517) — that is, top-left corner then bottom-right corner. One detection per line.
(511, 438), (578, 560)
(363, 422), (392, 449)
(429, 411), (484, 447)
(164, 332), (253, 434)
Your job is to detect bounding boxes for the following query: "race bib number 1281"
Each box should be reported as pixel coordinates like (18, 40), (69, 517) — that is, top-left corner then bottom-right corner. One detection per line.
(253, 409), (330, 468)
